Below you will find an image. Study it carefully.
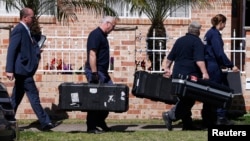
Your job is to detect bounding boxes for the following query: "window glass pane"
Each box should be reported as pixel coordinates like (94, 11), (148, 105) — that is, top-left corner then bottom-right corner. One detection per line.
(170, 3), (190, 18)
(107, 1), (190, 18)
(106, 1), (143, 18)
(0, 1), (19, 16)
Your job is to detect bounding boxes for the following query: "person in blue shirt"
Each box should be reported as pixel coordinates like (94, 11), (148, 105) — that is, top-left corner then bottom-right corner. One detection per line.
(84, 16), (117, 134)
(202, 14), (239, 127)
(162, 21), (209, 130)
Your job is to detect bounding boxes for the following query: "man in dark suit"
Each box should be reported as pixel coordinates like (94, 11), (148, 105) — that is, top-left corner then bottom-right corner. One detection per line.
(5, 7), (57, 131)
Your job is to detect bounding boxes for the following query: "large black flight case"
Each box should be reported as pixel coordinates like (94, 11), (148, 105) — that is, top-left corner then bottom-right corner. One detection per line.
(222, 71), (246, 118)
(222, 71), (242, 95)
(171, 75), (234, 108)
(0, 82), (18, 140)
(132, 71), (178, 104)
(58, 82), (129, 113)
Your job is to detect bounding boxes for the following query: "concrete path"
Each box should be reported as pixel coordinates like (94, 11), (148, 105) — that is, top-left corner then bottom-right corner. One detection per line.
(19, 123), (182, 132)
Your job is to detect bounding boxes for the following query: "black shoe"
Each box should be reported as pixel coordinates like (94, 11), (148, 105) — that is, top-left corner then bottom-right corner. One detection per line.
(216, 118), (234, 125)
(97, 125), (112, 132)
(102, 127), (112, 132)
(41, 121), (61, 131)
(97, 122), (112, 132)
(87, 128), (103, 134)
(162, 112), (172, 131)
(41, 123), (55, 131)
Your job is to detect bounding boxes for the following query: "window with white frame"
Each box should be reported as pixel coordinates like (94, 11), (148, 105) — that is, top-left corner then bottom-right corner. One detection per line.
(115, 3), (143, 18)
(105, 1), (142, 18)
(169, 3), (190, 18)
(106, 1), (190, 18)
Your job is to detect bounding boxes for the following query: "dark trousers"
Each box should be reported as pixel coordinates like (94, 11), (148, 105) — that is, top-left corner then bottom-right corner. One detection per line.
(86, 111), (109, 130)
(202, 103), (228, 127)
(84, 68), (113, 130)
(201, 76), (229, 127)
(11, 74), (51, 128)
(201, 103), (217, 127)
(169, 97), (195, 128)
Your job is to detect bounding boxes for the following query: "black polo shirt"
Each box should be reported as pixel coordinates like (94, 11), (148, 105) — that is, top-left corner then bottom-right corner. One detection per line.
(167, 33), (205, 78)
(86, 27), (110, 73)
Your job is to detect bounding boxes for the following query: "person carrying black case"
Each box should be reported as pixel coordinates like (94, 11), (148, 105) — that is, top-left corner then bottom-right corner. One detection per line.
(202, 14), (239, 128)
(162, 21), (209, 131)
(83, 16), (118, 134)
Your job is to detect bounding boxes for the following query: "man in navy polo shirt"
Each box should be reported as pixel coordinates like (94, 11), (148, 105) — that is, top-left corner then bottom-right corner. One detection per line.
(84, 16), (117, 134)
(162, 21), (209, 130)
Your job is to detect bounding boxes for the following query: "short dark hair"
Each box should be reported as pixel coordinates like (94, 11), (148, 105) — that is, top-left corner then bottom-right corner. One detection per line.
(211, 14), (227, 26)
(20, 8), (31, 20)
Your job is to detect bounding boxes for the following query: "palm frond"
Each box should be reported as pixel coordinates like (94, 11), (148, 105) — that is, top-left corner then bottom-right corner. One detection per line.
(1, 0), (119, 25)
(56, 0), (118, 25)
(109, 0), (230, 22)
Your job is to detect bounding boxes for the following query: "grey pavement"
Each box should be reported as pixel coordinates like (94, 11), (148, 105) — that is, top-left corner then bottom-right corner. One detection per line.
(19, 123), (182, 132)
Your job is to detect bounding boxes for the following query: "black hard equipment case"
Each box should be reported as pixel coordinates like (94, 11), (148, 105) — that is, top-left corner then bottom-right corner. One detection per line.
(0, 82), (18, 140)
(58, 82), (129, 113)
(132, 71), (178, 104)
(172, 75), (234, 108)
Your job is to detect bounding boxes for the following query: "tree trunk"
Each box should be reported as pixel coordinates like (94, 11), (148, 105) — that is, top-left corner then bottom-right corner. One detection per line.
(146, 22), (167, 72)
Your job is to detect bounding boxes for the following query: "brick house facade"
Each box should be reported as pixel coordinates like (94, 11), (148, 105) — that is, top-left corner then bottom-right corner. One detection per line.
(0, 1), (249, 121)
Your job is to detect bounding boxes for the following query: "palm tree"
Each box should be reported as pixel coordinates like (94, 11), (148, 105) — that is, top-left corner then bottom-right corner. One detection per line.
(1, 0), (118, 40)
(108, 0), (229, 72)
(2, 0), (230, 69)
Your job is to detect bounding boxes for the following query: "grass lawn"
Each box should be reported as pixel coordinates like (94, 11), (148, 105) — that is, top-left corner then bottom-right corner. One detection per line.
(17, 114), (250, 141)
(19, 130), (207, 141)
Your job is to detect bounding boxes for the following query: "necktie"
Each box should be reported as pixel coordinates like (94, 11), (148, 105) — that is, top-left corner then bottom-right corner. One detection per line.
(28, 30), (33, 43)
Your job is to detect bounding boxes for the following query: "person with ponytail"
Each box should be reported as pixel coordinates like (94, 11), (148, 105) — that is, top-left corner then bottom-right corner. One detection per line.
(202, 14), (239, 128)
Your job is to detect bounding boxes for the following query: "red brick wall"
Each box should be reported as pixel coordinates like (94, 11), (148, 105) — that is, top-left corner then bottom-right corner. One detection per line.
(244, 27), (250, 112)
(1, 1), (248, 121)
